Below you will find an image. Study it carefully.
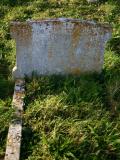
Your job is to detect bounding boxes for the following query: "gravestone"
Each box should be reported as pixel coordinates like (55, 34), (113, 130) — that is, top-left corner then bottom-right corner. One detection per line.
(87, 0), (98, 3)
(11, 18), (112, 78)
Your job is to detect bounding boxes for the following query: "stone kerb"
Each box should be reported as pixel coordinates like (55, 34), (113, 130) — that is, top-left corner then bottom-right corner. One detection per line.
(10, 18), (112, 78)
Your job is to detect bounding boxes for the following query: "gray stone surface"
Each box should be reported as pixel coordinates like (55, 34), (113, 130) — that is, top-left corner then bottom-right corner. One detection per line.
(11, 18), (112, 78)
(5, 121), (22, 160)
(5, 79), (25, 160)
(87, 0), (98, 3)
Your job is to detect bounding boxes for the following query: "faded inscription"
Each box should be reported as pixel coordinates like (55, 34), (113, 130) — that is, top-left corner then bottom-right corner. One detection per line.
(11, 18), (112, 78)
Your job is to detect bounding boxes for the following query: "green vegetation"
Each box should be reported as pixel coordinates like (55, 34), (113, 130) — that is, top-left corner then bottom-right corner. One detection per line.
(0, 0), (120, 159)
(0, 76), (14, 157)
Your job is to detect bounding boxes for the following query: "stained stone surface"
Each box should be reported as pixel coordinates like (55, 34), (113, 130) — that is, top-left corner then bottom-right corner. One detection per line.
(5, 121), (22, 160)
(5, 79), (25, 160)
(87, 0), (98, 3)
(11, 18), (112, 78)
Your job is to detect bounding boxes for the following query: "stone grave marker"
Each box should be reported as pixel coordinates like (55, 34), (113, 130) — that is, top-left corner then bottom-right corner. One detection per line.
(11, 18), (112, 78)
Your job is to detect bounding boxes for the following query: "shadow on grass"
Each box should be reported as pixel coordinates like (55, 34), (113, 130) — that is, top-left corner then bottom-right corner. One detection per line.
(0, 128), (9, 151)
(24, 73), (103, 108)
(0, 75), (14, 100)
(23, 71), (119, 119)
(20, 125), (41, 160)
(0, 41), (14, 100)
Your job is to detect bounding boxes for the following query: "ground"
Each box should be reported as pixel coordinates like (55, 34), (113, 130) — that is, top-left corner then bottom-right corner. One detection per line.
(0, 0), (120, 160)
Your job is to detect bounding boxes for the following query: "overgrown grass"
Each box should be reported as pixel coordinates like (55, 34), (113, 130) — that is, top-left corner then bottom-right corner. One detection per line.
(0, 0), (120, 159)
(20, 50), (120, 160)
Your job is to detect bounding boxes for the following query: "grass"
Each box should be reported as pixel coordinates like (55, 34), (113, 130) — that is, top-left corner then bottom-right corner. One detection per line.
(21, 74), (119, 160)
(0, 75), (14, 158)
(0, 0), (120, 159)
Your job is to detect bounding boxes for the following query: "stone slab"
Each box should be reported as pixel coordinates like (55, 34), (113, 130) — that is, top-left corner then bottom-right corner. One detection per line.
(5, 79), (25, 160)
(87, 0), (98, 3)
(10, 18), (112, 78)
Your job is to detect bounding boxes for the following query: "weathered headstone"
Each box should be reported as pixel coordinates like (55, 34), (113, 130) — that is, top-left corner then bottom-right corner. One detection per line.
(87, 0), (98, 3)
(11, 18), (112, 78)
